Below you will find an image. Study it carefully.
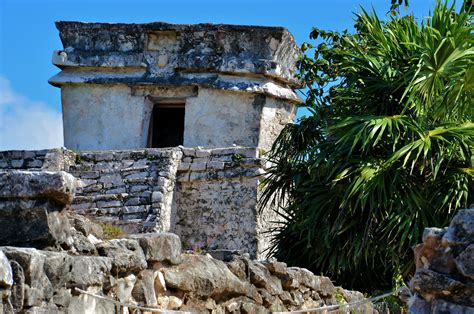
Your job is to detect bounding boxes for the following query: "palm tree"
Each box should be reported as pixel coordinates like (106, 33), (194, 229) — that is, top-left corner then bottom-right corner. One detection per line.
(261, 1), (473, 291)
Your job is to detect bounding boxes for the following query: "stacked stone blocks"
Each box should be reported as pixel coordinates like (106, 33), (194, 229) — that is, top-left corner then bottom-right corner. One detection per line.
(0, 146), (271, 258)
(69, 148), (182, 233)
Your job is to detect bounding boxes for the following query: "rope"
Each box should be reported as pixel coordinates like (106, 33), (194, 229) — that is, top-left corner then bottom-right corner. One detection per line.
(73, 287), (193, 313)
(75, 286), (402, 314)
(272, 287), (402, 313)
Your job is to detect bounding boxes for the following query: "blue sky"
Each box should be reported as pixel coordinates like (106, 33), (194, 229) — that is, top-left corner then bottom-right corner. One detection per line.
(0, 0), (438, 149)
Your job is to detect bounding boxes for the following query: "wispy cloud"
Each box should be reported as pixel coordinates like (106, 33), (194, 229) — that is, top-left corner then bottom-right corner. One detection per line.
(0, 76), (63, 150)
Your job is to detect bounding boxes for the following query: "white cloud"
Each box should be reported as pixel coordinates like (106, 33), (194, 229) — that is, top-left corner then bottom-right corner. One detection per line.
(0, 76), (64, 150)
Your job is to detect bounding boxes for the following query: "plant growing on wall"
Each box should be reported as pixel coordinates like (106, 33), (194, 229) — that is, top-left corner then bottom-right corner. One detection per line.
(261, 1), (473, 291)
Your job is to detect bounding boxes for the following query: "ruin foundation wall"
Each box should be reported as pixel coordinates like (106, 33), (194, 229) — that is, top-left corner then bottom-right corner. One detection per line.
(0, 147), (275, 258)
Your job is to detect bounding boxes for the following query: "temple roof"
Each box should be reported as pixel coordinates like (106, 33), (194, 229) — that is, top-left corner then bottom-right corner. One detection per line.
(51, 21), (302, 89)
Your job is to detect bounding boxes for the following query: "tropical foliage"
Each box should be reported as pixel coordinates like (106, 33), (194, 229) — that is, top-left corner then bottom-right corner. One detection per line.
(261, 1), (473, 291)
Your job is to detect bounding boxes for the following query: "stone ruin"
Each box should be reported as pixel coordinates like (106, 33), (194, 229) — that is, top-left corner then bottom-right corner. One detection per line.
(409, 208), (474, 313)
(49, 22), (300, 152)
(0, 171), (371, 313)
(32, 21), (302, 259)
(0, 20), (472, 313)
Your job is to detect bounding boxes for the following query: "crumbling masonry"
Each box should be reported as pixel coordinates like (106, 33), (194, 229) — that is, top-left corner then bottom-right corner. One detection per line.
(2, 22), (303, 258)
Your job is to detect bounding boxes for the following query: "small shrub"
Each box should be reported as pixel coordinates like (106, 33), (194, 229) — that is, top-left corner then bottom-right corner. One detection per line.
(100, 223), (124, 240)
(231, 153), (244, 162)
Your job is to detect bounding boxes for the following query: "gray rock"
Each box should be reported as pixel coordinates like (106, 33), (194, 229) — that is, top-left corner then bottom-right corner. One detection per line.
(208, 249), (240, 262)
(442, 208), (474, 246)
(422, 227), (446, 248)
(67, 287), (115, 314)
(408, 295), (431, 314)
(241, 301), (267, 314)
(0, 200), (72, 248)
(410, 268), (474, 305)
(0, 251), (12, 288)
(54, 22), (301, 87)
(129, 232), (181, 264)
(51, 288), (72, 307)
(1, 247), (54, 307)
(70, 229), (97, 255)
(261, 259), (288, 277)
(96, 238), (146, 275)
(0, 171), (77, 205)
(131, 270), (158, 306)
(68, 213), (103, 239)
(455, 244), (474, 280)
(42, 148), (77, 172)
(24, 304), (62, 314)
(42, 252), (112, 289)
(245, 259), (283, 295)
(9, 260), (25, 310)
(431, 298), (474, 313)
(162, 254), (261, 302)
(226, 257), (247, 280)
(283, 268), (323, 293)
(113, 274), (136, 305)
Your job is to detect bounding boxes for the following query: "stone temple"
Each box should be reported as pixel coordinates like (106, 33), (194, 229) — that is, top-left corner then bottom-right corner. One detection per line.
(1, 21), (302, 258)
(1, 21), (473, 314)
(49, 22), (301, 151)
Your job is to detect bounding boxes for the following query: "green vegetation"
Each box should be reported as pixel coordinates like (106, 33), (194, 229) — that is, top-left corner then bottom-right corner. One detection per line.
(231, 153), (244, 162)
(261, 1), (473, 291)
(100, 223), (124, 240)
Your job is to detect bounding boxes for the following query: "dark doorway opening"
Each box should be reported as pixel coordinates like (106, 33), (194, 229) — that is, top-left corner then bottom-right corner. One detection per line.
(149, 103), (185, 148)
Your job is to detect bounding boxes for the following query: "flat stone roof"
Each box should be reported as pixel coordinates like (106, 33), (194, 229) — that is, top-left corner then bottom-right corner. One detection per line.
(51, 21), (301, 88)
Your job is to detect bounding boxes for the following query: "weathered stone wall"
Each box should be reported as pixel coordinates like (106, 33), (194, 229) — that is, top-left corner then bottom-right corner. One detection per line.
(0, 170), (369, 313)
(0, 148), (76, 172)
(61, 85), (151, 151)
(50, 22), (302, 151)
(258, 96), (296, 151)
(183, 88), (262, 149)
(69, 148), (182, 234)
(409, 208), (474, 313)
(59, 84), (296, 151)
(0, 150), (48, 170)
(0, 147), (276, 258)
(174, 147), (273, 257)
(0, 171), (77, 249)
(52, 22), (301, 86)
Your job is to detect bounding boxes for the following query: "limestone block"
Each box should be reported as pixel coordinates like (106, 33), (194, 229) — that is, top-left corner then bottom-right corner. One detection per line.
(9, 260), (25, 310)
(70, 229), (97, 255)
(124, 205), (148, 214)
(261, 259), (288, 277)
(0, 170), (77, 205)
(455, 244), (474, 280)
(69, 213), (104, 238)
(129, 233), (181, 264)
(1, 247), (54, 307)
(96, 239), (146, 275)
(410, 268), (474, 305)
(151, 191), (163, 203)
(11, 159), (24, 168)
(168, 296), (183, 310)
(97, 200), (122, 208)
(0, 200), (72, 248)
(431, 299), (474, 313)
(131, 269), (158, 306)
(442, 208), (474, 246)
(123, 197), (141, 206)
(42, 252), (112, 289)
(161, 254), (259, 302)
(245, 258), (283, 295)
(27, 159), (43, 168)
(67, 286), (115, 314)
(0, 251), (12, 288)
(113, 274), (136, 305)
